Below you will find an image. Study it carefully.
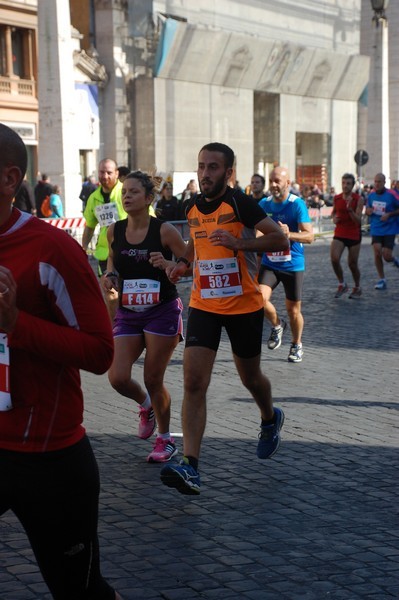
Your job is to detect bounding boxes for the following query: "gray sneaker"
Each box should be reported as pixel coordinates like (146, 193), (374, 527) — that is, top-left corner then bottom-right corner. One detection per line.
(334, 283), (348, 298)
(349, 287), (362, 299)
(288, 343), (303, 363)
(267, 318), (287, 350)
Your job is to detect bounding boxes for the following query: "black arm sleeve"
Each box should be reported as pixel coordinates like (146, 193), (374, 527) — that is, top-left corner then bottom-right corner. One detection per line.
(232, 191), (269, 228)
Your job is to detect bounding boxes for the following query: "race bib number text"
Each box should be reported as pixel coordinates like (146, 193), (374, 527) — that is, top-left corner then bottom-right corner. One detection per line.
(266, 248), (292, 263)
(198, 258), (243, 298)
(95, 202), (119, 226)
(121, 279), (160, 311)
(372, 201), (386, 216)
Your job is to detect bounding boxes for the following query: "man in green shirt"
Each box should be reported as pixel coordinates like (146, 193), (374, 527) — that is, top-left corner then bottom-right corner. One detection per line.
(82, 158), (125, 319)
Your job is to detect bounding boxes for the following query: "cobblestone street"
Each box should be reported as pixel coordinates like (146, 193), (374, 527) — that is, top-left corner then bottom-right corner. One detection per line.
(1, 234), (398, 600)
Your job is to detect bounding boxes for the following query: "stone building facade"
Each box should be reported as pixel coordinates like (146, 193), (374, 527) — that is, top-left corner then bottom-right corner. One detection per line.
(70, 0), (369, 196)
(3, 0), (392, 216)
(0, 0), (38, 184)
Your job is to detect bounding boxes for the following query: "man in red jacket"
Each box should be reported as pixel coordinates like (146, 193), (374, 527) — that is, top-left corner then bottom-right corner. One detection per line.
(0, 123), (122, 599)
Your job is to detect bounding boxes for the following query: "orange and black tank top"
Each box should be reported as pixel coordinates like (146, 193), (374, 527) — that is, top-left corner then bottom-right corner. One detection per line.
(187, 188), (266, 315)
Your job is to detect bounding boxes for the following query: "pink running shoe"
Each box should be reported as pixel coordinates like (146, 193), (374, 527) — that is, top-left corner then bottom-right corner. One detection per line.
(138, 405), (156, 439)
(147, 437), (178, 463)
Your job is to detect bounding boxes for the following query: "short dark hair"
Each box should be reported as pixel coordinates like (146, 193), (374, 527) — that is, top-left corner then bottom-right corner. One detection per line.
(199, 142), (235, 168)
(251, 173), (265, 186)
(117, 166), (130, 178)
(0, 123), (27, 183)
(342, 173), (355, 186)
(125, 170), (155, 199)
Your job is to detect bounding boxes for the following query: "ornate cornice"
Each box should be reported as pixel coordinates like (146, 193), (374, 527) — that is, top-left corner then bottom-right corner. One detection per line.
(73, 49), (108, 87)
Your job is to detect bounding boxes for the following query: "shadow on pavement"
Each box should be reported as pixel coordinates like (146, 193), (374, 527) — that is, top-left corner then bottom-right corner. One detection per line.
(4, 432), (395, 599)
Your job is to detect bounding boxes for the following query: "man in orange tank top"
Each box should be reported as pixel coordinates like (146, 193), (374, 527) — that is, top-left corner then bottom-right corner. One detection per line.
(160, 142), (289, 495)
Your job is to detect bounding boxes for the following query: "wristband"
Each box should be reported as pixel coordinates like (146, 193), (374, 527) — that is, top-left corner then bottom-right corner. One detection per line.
(105, 271), (118, 278)
(176, 257), (191, 268)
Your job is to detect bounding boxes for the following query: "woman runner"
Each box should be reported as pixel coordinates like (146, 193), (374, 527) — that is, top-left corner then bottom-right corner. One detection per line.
(102, 171), (188, 462)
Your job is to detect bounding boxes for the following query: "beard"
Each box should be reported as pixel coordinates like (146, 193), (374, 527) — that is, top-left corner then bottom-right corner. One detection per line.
(199, 174), (227, 199)
(271, 185), (287, 200)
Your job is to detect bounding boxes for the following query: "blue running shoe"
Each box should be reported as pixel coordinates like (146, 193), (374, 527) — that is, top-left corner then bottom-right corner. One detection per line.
(160, 457), (201, 495)
(257, 407), (284, 459)
(374, 279), (387, 290)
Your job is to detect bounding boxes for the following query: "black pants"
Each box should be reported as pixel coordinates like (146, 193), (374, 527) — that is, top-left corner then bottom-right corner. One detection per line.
(0, 436), (115, 599)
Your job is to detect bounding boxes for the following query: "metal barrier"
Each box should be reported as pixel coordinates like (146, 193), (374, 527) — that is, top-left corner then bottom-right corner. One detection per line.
(44, 218), (190, 243)
(44, 217), (98, 252)
(43, 218), (190, 254)
(43, 214), (343, 249)
(45, 216), (86, 246)
(307, 206), (371, 238)
(168, 220), (190, 241)
(308, 207), (334, 235)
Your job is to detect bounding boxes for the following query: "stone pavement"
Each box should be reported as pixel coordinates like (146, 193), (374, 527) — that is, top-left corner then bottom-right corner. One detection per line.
(1, 234), (398, 600)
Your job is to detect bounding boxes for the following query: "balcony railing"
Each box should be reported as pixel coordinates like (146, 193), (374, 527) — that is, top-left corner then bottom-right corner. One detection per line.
(0, 76), (36, 97)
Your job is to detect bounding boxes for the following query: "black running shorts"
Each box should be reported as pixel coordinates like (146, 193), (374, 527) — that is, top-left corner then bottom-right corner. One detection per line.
(258, 266), (304, 302)
(185, 307), (264, 358)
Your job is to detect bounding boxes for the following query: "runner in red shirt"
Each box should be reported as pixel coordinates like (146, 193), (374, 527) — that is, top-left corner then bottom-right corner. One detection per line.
(0, 123), (122, 600)
(330, 173), (364, 299)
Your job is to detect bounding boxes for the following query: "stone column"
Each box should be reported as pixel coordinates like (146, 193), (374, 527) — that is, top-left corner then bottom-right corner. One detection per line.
(37, 0), (82, 217)
(94, 0), (129, 166)
(5, 26), (13, 77)
(25, 30), (34, 80)
(363, 5), (391, 183)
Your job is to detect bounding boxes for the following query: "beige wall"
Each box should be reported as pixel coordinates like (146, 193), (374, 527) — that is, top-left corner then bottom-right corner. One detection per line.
(154, 78), (253, 185)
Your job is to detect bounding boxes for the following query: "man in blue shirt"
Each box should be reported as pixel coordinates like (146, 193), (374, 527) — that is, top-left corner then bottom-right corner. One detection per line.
(258, 167), (314, 363)
(365, 172), (399, 290)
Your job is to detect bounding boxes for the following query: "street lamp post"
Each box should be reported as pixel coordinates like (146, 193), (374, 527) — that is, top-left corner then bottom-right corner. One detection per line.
(370, 0), (390, 182)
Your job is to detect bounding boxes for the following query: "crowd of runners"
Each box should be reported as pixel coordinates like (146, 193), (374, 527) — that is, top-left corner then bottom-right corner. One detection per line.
(1, 122), (399, 598)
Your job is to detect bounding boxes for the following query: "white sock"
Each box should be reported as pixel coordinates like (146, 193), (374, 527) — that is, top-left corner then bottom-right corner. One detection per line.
(158, 432), (171, 441)
(140, 394), (151, 410)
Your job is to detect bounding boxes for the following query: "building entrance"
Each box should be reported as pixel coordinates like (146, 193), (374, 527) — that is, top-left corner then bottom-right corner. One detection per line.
(296, 132), (330, 195)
